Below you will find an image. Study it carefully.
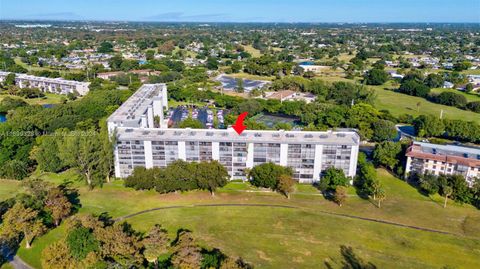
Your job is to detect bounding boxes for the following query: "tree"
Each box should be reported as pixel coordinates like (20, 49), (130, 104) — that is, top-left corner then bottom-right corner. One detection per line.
(0, 159), (29, 180)
(97, 41), (114, 53)
(277, 174), (295, 199)
(4, 73), (16, 86)
(364, 68), (389, 85)
(178, 117), (203, 129)
(31, 135), (64, 173)
(319, 167), (349, 192)
(249, 163), (293, 189)
(195, 161), (229, 196)
(206, 57), (219, 70)
(0, 203), (45, 248)
(372, 141), (402, 171)
(95, 222), (143, 267)
(374, 186), (386, 208)
(433, 92), (467, 108)
(372, 120), (397, 142)
(465, 83), (474, 93)
(59, 131), (102, 188)
(143, 224), (170, 268)
(334, 186), (347, 206)
(413, 115), (445, 137)
(442, 186), (453, 208)
(355, 155), (377, 197)
(66, 227), (100, 260)
(425, 73), (444, 88)
(171, 231), (202, 269)
(41, 240), (74, 269)
(44, 187), (72, 226)
(236, 78), (244, 93)
(230, 61), (242, 73)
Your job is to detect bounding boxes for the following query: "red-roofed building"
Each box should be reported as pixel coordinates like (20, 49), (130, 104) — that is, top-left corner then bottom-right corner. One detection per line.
(405, 142), (480, 186)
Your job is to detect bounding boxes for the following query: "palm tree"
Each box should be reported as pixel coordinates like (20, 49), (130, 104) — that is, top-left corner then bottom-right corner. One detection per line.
(443, 186), (453, 208)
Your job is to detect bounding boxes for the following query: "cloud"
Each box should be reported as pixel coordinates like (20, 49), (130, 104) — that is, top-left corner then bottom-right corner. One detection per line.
(144, 12), (229, 22)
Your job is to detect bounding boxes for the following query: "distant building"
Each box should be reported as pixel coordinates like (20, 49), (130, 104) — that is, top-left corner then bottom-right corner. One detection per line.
(299, 64), (328, 73)
(264, 90), (316, 103)
(405, 142), (480, 186)
(443, 81), (454, 89)
(0, 71), (90, 95)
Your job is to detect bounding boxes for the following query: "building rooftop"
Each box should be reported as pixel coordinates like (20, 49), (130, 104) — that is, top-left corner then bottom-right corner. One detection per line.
(407, 142), (480, 167)
(108, 83), (166, 127)
(116, 127), (360, 145)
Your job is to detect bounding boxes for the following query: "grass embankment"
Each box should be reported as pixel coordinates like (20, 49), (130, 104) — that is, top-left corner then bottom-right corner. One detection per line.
(4, 169), (479, 269)
(371, 85), (480, 124)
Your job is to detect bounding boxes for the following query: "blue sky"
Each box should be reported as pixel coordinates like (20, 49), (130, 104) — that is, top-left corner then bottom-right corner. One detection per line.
(1, 0), (479, 22)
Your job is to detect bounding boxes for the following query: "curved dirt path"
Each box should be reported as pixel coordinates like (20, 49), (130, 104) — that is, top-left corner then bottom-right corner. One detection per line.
(114, 203), (464, 237)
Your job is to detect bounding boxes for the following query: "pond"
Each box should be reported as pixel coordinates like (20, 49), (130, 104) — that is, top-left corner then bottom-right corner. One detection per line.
(0, 113), (6, 123)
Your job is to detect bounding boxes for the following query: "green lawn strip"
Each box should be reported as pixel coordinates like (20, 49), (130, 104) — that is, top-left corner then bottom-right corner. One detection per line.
(125, 206), (480, 269)
(371, 86), (480, 124)
(0, 179), (21, 201)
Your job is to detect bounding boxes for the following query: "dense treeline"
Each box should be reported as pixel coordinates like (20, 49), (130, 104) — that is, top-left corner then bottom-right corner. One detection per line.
(0, 88), (130, 182)
(410, 172), (480, 208)
(0, 178), (77, 264)
(413, 115), (480, 143)
(124, 160), (229, 195)
(40, 214), (252, 269)
(397, 71), (479, 113)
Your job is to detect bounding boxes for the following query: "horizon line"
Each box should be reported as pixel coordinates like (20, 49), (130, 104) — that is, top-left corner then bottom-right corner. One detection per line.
(1, 19), (480, 24)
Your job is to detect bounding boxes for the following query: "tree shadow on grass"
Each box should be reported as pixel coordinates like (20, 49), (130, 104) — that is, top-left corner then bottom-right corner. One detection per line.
(325, 245), (377, 269)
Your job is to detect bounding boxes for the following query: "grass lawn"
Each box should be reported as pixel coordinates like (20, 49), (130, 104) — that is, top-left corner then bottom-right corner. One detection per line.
(14, 58), (83, 74)
(0, 93), (68, 106)
(372, 86), (480, 124)
(244, 45), (262, 58)
(0, 179), (21, 201)
(8, 169), (480, 269)
(227, 72), (275, 81)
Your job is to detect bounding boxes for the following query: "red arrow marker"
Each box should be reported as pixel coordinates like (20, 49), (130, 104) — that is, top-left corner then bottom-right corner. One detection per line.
(232, 112), (248, 135)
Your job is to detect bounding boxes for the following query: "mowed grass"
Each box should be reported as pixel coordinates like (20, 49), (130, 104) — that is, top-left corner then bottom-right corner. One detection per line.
(372, 86), (480, 124)
(0, 179), (21, 201)
(9, 169), (480, 269)
(244, 45), (262, 58)
(0, 93), (67, 106)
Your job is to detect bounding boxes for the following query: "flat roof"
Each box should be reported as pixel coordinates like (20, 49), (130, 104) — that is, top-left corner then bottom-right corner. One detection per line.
(108, 83), (166, 127)
(116, 127), (360, 145)
(0, 71), (89, 87)
(413, 142), (480, 159)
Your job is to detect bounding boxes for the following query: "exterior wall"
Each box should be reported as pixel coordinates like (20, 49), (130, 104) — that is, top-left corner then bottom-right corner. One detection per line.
(114, 137), (359, 182)
(0, 72), (90, 96)
(405, 156), (480, 187)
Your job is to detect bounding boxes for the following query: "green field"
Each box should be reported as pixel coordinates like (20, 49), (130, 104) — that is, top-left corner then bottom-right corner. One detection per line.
(3, 169), (479, 269)
(372, 86), (480, 124)
(0, 93), (68, 106)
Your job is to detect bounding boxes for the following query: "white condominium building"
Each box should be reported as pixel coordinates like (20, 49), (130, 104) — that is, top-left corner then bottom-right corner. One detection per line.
(108, 84), (360, 182)
(0, 71), (90, 96)
(405, 142), (480, 186)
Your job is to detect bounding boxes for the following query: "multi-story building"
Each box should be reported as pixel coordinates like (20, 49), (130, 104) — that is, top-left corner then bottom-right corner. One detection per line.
(405, 142), (480, 186)
(108, 84), (360, 183)
(0, 71), (90, 95)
